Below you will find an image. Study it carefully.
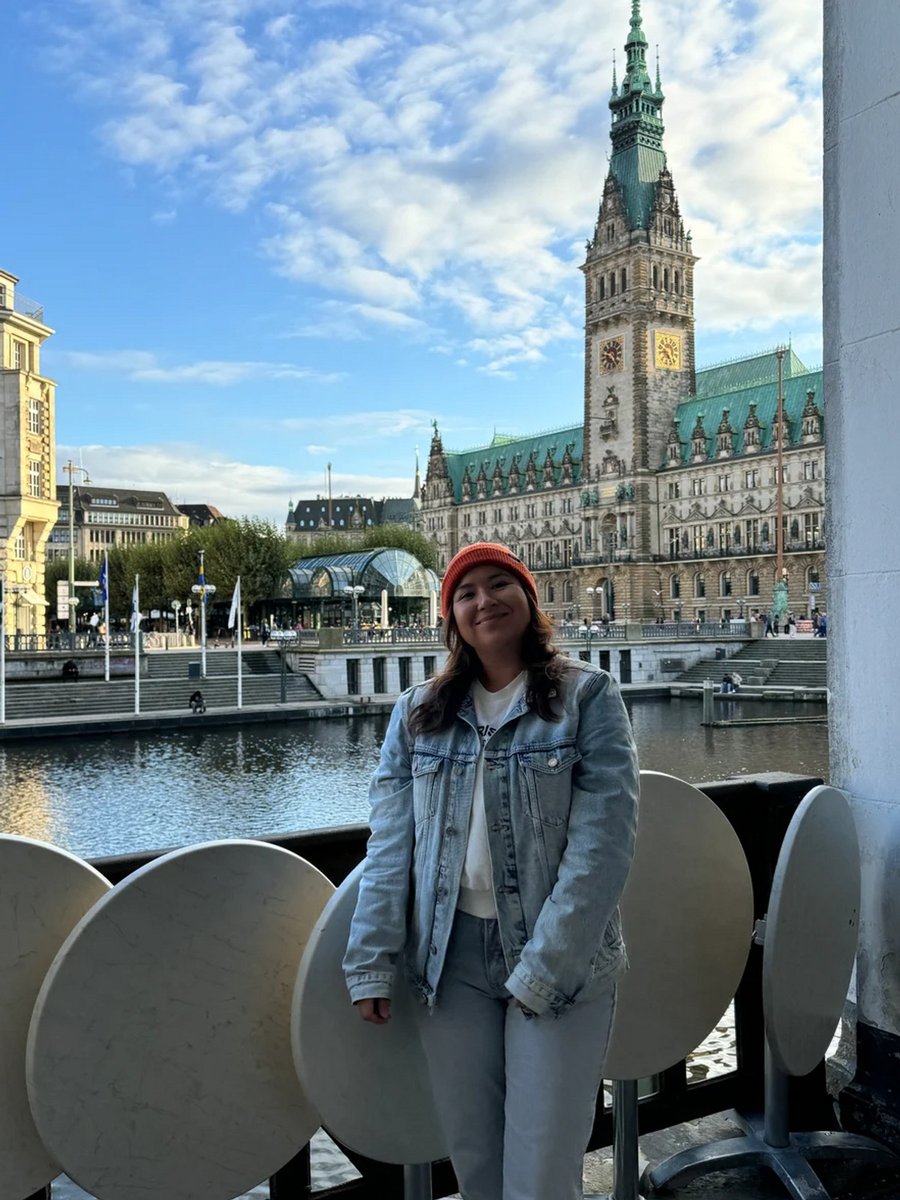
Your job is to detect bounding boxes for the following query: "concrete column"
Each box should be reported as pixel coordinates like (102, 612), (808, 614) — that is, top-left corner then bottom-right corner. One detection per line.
(824, 0), (900, 1146)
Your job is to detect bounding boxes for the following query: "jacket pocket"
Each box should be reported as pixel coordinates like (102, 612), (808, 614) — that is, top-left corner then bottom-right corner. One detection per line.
(411, 753), (442, 824)
(517, 744), (582, 827)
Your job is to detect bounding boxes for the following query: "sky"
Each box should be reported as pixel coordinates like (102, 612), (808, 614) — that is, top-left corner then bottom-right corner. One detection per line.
(5, 0), (823, 524)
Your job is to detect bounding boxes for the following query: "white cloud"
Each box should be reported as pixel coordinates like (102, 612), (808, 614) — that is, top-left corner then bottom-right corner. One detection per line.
(63, 349), (344, 385)
(41, 0), (824, 373)
(278, 408), (433, 445)
(58, 441), (413, 525)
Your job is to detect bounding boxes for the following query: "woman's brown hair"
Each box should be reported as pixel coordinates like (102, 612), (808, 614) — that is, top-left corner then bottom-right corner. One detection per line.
(409, 595), (565, 734)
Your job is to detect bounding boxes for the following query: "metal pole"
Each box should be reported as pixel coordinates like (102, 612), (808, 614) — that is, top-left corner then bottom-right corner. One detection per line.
(612, 1079), (640, 1200)
(134, 574), (141, 715)
(775, 347), (786, 587)
(402, 1164), (432, 1200)
(200, 549), (207, 679)
(702, 678), (715, 725)
(67, 462), (76, 638)
(280, 646), (287, 703)
(763, 1041), (791, 1149)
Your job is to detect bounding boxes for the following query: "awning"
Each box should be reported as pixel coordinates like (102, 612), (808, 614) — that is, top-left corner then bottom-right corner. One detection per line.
(19, 589), (48, 606)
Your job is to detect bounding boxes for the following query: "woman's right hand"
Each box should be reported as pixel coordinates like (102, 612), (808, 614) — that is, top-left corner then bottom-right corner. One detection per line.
(355, 997), (392, 1025)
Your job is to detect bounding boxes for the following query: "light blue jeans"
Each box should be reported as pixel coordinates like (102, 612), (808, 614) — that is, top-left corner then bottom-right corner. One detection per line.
(414, 911), (616, 1200)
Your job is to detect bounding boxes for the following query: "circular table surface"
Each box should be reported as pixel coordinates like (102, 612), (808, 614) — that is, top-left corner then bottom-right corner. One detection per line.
(27, 840), (334, 1200)
(293, 863), (447, 1165)
(0, 836), (110, 1199)
(605, 771), (754, 1080)
(763, 785), (860, 1077)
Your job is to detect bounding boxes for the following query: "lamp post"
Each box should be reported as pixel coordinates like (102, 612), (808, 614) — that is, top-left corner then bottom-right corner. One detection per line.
(190, 550), (216, 678)
(62, 460), (91, 640)
(172, 599), (181, 638)
(343, 585), (364, 640)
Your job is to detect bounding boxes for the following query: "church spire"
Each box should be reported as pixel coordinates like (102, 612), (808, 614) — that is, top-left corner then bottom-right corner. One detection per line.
(607, 0), (666, 229)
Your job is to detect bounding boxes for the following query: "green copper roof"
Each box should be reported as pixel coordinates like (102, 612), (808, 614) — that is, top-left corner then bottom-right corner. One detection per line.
(669, 365), (824, 466)
(695, 347), (809, 400)
(443, 424), (583, 503)
(608, 0), (666, 229)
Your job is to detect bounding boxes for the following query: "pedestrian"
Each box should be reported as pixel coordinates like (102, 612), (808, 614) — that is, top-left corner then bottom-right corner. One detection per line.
(88, 611), (100, 647)
(344, 542), (639, 1200)
(773, 615), (780, 636)
(788, 613), (797, 637)
(260, 624), (269, 646)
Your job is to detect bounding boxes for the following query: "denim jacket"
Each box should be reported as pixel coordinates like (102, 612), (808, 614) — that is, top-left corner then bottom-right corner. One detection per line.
(344, 658), (639, 1016)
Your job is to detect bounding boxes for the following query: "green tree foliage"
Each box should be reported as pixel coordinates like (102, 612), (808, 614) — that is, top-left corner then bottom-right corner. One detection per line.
(43, 556), (96, 614)
(75, 519), (296, 621)
(300, 524), (437, 570)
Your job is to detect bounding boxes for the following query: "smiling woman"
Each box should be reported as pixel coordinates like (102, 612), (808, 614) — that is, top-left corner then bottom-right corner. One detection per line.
(343, 541), (640, 1200)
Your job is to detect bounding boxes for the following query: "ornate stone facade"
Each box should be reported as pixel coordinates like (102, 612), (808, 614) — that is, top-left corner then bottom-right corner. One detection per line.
(421, 2), (826, 623)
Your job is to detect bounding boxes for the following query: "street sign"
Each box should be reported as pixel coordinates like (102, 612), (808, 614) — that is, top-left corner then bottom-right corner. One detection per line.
(191, 585), (217, 595)
(73, 580), (99, 587)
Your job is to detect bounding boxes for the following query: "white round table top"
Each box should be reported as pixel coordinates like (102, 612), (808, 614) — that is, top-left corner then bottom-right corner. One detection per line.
(763, 785), (860, 1077)
(292, 863), (446, 1165)
(605, 771), (754, 1080)
(27, 840), (334, 1200)
(0, 836), (110, 1199)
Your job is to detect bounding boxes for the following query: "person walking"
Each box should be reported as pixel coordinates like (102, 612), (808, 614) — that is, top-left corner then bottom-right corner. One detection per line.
(344, 542), (639, 1200)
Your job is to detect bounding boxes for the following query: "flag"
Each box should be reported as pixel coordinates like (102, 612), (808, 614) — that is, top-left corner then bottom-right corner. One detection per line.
(228, 577), (241, 630)
(99, 555), (108, 604)
(130, 577), (142, 633)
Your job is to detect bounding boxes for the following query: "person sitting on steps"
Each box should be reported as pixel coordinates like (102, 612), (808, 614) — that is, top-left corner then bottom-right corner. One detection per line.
(189, 690), (206, 714)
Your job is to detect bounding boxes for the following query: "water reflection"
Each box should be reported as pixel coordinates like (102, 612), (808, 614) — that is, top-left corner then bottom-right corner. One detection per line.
(0, 698), (827, 859)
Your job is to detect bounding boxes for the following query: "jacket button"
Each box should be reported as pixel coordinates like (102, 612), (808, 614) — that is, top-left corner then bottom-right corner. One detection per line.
(444, 825), (454, 835)
(548, 756), (559, 768)
(453, 765), (463, 777)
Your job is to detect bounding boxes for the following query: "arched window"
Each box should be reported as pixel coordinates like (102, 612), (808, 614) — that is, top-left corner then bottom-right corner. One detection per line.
(747, 571), (760, 596)
(694, 573), (706, 598)
(609, 273), (617, 297)
(761, 521), (770, 544)
(620, 267), (627, 292)
(663, 267), (670, 291)
(806, 567), (820, 589)
(670, 574), (681, 599)
(599, 276), (605, 301)
(652, 265), (659, 290)
(720, 571), (732, 597)
(675, 269), (681, 294)
(563, 579), (573, 603)
(546, 581), (555, 603)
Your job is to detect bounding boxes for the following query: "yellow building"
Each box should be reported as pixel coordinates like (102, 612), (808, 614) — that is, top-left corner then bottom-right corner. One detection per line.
(0, 270), (58, 637)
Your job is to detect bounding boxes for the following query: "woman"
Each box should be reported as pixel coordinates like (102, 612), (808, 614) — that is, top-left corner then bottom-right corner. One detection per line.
(344, 543), (639, 1200)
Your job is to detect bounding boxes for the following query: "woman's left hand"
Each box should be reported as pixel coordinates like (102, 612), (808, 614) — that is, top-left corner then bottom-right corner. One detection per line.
(510, 997), (537, 1017)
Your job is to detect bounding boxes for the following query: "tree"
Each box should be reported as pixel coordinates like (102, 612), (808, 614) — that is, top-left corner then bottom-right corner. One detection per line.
(297, 524), (437, 570)
(43, 556), (95, 616)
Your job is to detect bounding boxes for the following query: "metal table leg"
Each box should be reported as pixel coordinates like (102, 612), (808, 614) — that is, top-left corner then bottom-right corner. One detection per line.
(404, 1162), (432, 1200)
(588, 1079), (642, 1200)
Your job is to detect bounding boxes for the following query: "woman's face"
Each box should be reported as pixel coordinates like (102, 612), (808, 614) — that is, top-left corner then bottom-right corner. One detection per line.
(451, 565), (532, 658)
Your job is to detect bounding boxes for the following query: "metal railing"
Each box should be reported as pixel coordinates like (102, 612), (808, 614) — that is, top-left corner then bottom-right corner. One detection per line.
(343, 627), (443, 646)
(5, 632), (134, 653)
(12, 292), (45, 322)
(69, 772), (827, 1200)
(642, 621), (750, 639)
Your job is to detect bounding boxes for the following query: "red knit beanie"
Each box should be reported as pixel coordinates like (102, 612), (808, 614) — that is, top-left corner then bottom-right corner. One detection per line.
(441, 542), (539, 619)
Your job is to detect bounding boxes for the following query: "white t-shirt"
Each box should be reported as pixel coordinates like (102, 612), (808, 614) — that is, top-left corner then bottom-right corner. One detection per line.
(457, 672), (526, 919)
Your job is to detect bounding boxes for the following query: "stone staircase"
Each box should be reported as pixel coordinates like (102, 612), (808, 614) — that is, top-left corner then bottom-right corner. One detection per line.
(4, 649), (322, 722)
(676, 638), (827, 690)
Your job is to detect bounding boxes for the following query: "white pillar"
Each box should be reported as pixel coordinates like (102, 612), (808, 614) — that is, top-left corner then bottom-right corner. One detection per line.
(825, 0), (900, 1144)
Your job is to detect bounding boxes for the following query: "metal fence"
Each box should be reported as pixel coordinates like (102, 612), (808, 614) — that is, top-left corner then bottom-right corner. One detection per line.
(343, 628), (443, 646)
(40, 772), (828, 1200)
(4, 632), (134, 653)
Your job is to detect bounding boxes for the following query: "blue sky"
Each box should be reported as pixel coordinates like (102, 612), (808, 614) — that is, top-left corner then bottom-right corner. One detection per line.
(6, 0), (822, 523)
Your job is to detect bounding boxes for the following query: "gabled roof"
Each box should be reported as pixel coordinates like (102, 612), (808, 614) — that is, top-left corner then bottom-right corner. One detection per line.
(695, 347), (808, 399)
(442, 423), (583, 502)
(670, 361), (823, 466)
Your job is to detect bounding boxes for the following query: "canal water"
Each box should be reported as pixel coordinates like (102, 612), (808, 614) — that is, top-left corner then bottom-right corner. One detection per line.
(0, 697), (827, 858)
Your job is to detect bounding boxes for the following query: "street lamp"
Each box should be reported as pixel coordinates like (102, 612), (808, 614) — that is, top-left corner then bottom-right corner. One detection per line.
(190, 549), (216, 678)
(171, 599), (181, 638)
(62, 460), (90, 639)
(343, 585), (364, 636)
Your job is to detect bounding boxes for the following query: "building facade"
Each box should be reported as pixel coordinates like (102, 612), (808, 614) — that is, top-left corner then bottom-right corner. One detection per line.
(285, 491), (421, 549)
(47, 486), (189, 565)
(0, 270), (59, 637)
(422, 2), (825, 623)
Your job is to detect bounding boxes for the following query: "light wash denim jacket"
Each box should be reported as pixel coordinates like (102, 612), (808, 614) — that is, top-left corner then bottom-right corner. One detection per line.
(344, 658), (639, 1016)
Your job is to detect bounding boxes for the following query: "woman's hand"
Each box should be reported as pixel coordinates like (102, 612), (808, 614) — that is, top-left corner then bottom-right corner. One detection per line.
(355, 997), (392, 1025)
(510, 997), (537, 1018)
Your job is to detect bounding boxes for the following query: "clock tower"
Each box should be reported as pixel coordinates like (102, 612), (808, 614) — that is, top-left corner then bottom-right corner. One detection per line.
(580, 0), (697, 615)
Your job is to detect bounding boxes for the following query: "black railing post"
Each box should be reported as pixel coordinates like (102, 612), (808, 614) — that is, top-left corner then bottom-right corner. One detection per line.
(270, 1144), (312, 1198)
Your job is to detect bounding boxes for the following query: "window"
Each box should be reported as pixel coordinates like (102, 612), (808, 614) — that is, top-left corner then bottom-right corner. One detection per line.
(494, 507), (503, 521)
(542, 500), (554, 516)
(15, 532), (26, 559)
(652, 265), (659, 290)
(28, 398), (41, 435)
(525, 503), (537, 518)
(717, 475), (730, 493)
(691, 524), (704, 554)
(770, 465), (787, 484)
(668, 528), (680, 556)
(620, 267), (627, 292)
(671, 575), (681, 599)
(803, 512), (821, 547)
(609, 272), (616, 297)
(694, 574), (706, 598)
(373, 657), (387, 694)
(745, 518), (759, 549)
(398, 658), (412, 691)
(13, 340), (27, 370)
(720, 572), (732, 597)
(0, 284), (6, 307)
(346, 659), (360, 694)
(691, 477), (705, 496)
(546, 582), (555, 604)
(717, 522), (732, 552)
(667, 480), (680, 499)
(803, 460), (819, 481)
(663, 267), (670, 291)
(28, 460), (41, 497)
(423, 655), (436, 681)
(744, 468), (760, 489)
(599, 277), (605, 301)
(748, 572), (760, 596)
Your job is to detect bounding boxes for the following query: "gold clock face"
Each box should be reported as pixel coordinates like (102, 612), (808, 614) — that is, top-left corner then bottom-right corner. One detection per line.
(655, 331), (682, 369)
(600, 338), (624, 371)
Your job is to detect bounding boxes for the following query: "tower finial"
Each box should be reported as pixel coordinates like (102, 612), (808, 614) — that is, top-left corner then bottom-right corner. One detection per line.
(655, 44), (661, 93)
(611, 49), (617, 97)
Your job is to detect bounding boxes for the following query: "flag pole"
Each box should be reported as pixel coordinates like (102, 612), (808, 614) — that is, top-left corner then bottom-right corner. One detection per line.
(103, 551), (110, 683)
(133, 573), (141, 715)
(237, 577), (242, 709)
